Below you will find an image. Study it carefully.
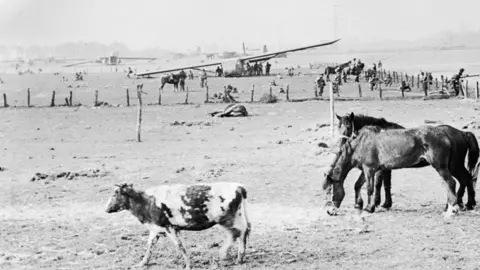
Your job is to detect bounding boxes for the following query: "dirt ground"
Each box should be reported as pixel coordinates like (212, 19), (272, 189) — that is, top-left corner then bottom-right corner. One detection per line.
(1, 72), (480, 270)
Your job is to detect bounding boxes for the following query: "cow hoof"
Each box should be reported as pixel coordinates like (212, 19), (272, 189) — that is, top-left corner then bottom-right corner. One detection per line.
(363, 205), (375, 213)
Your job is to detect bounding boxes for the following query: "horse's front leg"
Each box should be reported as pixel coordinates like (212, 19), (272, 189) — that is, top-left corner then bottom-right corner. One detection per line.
(354, 173), (366, 210)
(374, 170), (384, 207)
(381, 170), (393, 209)
(363, 167), (377, 213)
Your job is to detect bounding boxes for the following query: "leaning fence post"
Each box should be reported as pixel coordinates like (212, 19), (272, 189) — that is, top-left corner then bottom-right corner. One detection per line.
(3, 93), (8, 107)
(250, 84), (255, 102)
(286, 85), (290, 101)
(50, 91), (56, 107)
(358, 83), (362, 97)
(69, 91), (73, 106)
(136, 84), (143, 142)
(64, 97), (69, 106)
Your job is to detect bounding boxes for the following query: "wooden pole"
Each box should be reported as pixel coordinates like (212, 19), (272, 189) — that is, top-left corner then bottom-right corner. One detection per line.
(269, 86), (273, 100)
(358, 83), (362, 97)
(27, 88), (31, 107)
(465, 80), (469, 99)
(50, 91), (55, 107)
(69, 91), (73, 106)
(379, 81), (383, 100)
(136, 84), (143, 142)
(64, 97), (69, 106)
(417, 75), (420, 89)
(286, 85), (290, 101)
(435, 78), (438, 90)
(3, 93), (7, 107)
(205, 85), (209, 103)
(329, 82), (335, 143)
(476, 81), (479, 100)
(411, 75), (414, 88)
(185, 87), (189, 104)
(250, 84), (255, 102)
(126, 88), (130, 106)
(94, 90), (99, 106)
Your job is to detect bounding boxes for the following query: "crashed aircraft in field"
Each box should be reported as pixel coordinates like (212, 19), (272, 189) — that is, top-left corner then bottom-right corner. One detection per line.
(135, 39), (340, 78)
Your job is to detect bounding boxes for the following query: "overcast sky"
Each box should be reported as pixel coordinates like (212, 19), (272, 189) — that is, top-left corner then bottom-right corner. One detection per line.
(0, 0), (479, 51)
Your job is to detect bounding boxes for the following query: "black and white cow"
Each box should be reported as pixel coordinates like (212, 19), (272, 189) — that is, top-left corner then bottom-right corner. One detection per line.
(105, 182), (251, 269)
(208, 104), (248, 118)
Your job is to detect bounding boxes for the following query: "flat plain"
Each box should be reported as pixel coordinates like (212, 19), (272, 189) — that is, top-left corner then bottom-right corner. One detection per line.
(1, 63), (480, 270)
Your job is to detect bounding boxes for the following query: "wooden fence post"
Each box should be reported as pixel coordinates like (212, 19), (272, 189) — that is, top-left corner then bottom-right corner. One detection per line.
(358, 83), (362, 97)
(417, 75), (420, 89)
(465, 80), (469, 99)
(476, 81), (479, 100)
(3, 93), (8, 107)
(269, 86), (273, 100)
(64, 97), (69, 106)
(286, 85), (290, 101)
(250, 84), (255, 102)
(411, 75), (414, 88)
(50, 91), (56, 107)
(185, 87), (189, 104)
(94, 90), (99, 106)
(126, 88), (130, 106)
(435, 78), (438, 90)
(329, 82), (335, 143)
(379, 81), (383, 100)
(205, 85), (209, 103)
(69, 91), (73, 106)
(27, 88), (31, 107)
(136, 84), (143, 142)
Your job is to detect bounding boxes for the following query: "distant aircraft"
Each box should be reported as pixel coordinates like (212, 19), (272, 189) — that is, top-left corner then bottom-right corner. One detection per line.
(136, 39), (340, 78)
(62, 51), (157, 67)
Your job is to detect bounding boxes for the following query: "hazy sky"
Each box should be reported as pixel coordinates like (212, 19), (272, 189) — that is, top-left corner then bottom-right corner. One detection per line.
(0, 0), (479, 52)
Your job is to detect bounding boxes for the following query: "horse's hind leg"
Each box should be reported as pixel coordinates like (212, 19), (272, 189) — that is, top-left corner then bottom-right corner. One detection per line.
(453, 166), (476, 210)
(435, 167), (460, 218)
(381, 170), (393, 209)
(354, 173), (366, 210)
(362, 168), (377, 213)
(374, 171), (384, 207)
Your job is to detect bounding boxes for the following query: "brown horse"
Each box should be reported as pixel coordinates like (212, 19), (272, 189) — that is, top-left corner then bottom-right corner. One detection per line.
(323, 125), (477, 219)
(335, 112), (479, 212)
(160, 71), (187, 92)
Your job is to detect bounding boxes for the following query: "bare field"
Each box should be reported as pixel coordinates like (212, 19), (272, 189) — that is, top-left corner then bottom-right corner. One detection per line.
(1, 73), (480, 270)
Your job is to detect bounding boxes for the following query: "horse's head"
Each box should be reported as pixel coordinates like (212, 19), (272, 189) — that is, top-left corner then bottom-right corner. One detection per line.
(336, 112), (356, 145)
(322, 141), (355, 215)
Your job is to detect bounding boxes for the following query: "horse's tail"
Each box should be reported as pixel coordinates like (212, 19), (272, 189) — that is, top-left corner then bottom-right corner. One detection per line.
(464, 131), (479, 178)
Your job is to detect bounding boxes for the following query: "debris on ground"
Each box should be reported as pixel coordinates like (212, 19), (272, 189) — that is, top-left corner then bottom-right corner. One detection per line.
(30, 168), (109, 182)
(170, 120), (213, 127)
(462, 121), (480, 130)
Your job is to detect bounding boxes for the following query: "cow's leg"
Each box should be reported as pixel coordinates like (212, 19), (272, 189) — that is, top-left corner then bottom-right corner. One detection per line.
(219, 228), (235, 261)
(165, 228), (190, 270)
(136, 225), (163, 267)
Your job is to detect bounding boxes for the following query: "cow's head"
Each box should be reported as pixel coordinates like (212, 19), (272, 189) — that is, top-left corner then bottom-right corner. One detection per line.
(105, 183), (135, 213)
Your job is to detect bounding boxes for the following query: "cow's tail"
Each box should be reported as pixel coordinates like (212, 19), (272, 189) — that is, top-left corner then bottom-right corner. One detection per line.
(238, 186), (251, 241)
(464, 131), (480, 187)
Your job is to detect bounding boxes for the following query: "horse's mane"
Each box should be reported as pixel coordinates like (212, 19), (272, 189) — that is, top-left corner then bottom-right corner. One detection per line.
(352, 114), (404, 132)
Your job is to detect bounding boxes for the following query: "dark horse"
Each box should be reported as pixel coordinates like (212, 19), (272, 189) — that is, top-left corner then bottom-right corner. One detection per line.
(335, 113), (479, 212)
(335, 112), (479, 211)
(345, 62), (365, 76)
(324, 61), (351, 80)
(160, 71), (187, 92)
(323, 125), (477, 219)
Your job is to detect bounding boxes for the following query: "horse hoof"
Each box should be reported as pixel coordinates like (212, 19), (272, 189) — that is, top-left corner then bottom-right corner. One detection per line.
(381, 202), (392, 209)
